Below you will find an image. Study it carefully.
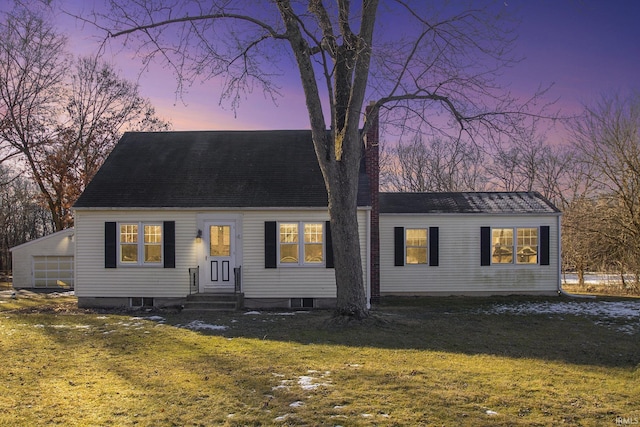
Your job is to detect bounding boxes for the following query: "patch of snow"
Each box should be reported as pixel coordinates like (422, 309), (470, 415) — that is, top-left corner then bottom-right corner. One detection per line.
(180, 320), (228, 331)
(244, 311), (261, 315)
(298, 375), (331, 391)
(361, 413), (374, 418)
(48, 291), (75, 297)
(486, 410), (499, 416)
(144, 316), (165, 322)
(485, 301), (640, 319)
(483, 300), (640, 334)
(289, 401), (304, 407)
(562, 273), (636, 285)
(273, 312), (296, 316)
(274, 414), (290, 422)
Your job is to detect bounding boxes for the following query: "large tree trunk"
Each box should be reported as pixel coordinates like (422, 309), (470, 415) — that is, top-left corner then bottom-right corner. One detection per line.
(326, 155), (368, 319)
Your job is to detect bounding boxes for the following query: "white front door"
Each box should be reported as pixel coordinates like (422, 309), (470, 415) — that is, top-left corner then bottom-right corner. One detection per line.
(200, 222), (236, 293)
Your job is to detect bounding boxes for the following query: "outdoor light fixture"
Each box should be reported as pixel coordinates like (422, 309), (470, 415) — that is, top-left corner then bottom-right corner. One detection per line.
(196, 229), (202, 240)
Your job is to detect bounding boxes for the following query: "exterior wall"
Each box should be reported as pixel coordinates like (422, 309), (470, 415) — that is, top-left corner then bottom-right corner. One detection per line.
(74, 209), (369, 305)
(10, 229), (75, 289)
(380, 213), (561, 296)
(75, 210), (197, 300)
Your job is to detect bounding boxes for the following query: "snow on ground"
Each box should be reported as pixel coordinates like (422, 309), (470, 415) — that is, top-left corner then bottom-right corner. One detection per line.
(177, 320), (228, 331)
(482, 300), (640, 334)
(562, 273), (638, 285)
(484, 300), (640, 318)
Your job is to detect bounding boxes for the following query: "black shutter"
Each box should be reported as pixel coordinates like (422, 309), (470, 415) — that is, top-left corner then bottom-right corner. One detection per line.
(325, 221), (334, 268)
(480, 226), (491, 266)
(394, 227), (405, 266)
(539, 225), (550, 266)
(105, 222), (117, 268)
(163, 221), (176, 268)
(429, 227), (439, 266)
(265, 221), (277, 268)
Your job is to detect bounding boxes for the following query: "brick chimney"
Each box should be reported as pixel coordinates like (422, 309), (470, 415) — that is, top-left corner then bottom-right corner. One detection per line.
(364, 102), (380, 304)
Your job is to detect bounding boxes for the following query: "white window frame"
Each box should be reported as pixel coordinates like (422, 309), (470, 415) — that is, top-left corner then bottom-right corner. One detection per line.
(491, 226), (539, 265)
(118, 222), (164, 267)
(277, 221), (325, 267)
(405, 228), (428, 265)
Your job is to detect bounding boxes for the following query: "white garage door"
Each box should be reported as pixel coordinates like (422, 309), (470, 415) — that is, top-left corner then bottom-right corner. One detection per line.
(32, 256), (74, 289)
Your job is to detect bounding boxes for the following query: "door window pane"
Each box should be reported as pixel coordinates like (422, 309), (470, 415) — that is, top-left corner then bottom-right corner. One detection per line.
(210, 225), (231, 256)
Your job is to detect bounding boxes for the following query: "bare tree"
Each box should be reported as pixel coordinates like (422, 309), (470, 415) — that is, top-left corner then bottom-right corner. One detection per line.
(0, 165), (53, 272)
(87, 0), (548, 318)
(382, 135), (486, 192)
(0, 5), (170, 231)
(569, 92), (640, 288)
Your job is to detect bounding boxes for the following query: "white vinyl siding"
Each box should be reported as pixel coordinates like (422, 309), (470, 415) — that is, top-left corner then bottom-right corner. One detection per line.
(241, 210), (368, 299)
(75, 211), (197, 298)
(75, 209), (369, 300)
(380, 214), (559, 295)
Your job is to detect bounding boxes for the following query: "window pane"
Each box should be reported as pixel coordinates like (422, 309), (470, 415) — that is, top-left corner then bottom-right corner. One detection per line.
(406, 247), (427, 264)
(406, 229), (427, 247)
(210, 225), (231, 256)
(517, 228), (538, 264)
(279, 223), (298, 243)
(121, 244), (138, 262)
(279, 223), (299, 263)
(144, 245), (162, 262)
(406, 229), (427, 264)
(492, 228), (513, 264)
(280, 244), (299, 263)
(304, 244), (323, 263)
(304, 223), (323, 243)
(120, 224), (138, 243)
(144, 225), (162, 243)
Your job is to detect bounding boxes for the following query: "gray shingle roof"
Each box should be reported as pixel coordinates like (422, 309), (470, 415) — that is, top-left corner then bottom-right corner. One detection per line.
(74, 130), (371, 209)
(379, 192), (560, 214)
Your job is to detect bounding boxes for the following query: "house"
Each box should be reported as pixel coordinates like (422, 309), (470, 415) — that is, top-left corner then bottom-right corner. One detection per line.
(70, 111), (561, 308)
(379, 192), (561, 296)
(10, 228), (75, 290)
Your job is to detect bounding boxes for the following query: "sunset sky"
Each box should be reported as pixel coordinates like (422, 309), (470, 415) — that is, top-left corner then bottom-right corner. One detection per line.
(53, 1), (640, 144)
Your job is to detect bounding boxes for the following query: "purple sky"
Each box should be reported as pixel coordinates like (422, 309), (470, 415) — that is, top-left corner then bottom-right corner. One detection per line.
(58, 1), (640, 144)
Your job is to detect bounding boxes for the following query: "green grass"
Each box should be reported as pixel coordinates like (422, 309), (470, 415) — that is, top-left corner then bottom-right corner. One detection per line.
(1, 294), (639, 426)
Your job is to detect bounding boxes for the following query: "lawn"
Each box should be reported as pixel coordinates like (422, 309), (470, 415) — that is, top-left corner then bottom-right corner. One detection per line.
(1, 292), (639, 426)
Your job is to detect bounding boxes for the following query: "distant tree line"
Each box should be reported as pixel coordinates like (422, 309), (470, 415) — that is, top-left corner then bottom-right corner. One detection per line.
(381, 91), (640, 291)
(0, 3), (170, 272)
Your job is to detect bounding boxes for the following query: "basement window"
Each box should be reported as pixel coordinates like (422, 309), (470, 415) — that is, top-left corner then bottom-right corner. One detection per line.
(130, 297), (154, 308)
(291, 298), (314, 309)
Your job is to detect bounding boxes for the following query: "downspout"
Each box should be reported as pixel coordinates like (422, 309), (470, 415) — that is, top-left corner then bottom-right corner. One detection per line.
(556, 213), (595, 299)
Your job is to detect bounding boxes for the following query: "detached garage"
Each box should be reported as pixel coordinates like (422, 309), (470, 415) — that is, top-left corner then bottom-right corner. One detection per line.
(10, 228), (75, 290)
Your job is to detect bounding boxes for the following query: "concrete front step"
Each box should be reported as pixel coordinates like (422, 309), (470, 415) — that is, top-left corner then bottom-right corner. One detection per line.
(183, 293), (244, 312)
